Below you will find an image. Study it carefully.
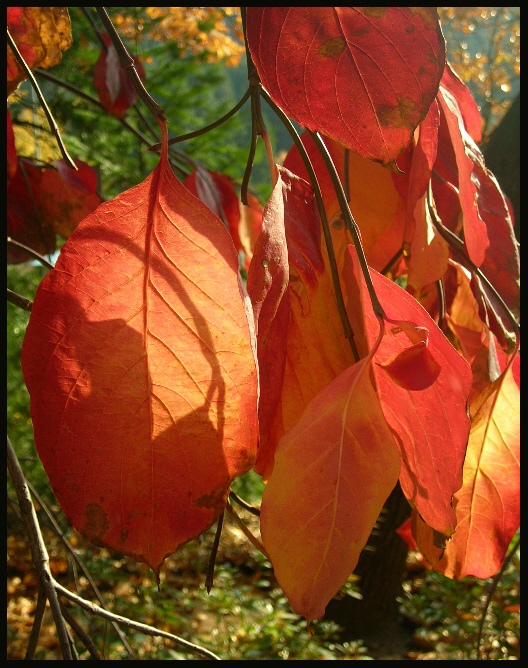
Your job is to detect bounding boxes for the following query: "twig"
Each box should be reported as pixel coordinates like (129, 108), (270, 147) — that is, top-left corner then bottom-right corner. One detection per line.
(7, 289), (33, 312)
(7, 437), (73, 659)
(307, 130), (386, 320)
(26, 479), (136, 658)
(7, 28), (77, 170)
(259, 87), (359, 361)
(224, 500), (268, 559)
(229, 490), (260, 517)
(59, 603), (103, 660)
(7, 237), (55, 269)
(148, 89), (251, 152)
(54, 581), (221, 660)
(205, 512), (224, 593)
(24, 584), (47, 660)
(95, 8), (166, 123)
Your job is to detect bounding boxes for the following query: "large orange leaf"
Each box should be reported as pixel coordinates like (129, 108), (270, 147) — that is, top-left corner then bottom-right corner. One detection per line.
(343, 246), (472, 537)
(413, 365), (520, 579)
(7, 7), (72, 95)
(21, 122), (258, 575)
(260, 351), (400, 623)
(246, 7), (445, 166)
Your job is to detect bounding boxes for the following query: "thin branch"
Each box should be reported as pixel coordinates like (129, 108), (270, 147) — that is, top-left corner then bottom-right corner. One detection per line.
(59, 603), (103, 660)
(224, 500), (268, 559)
(53, 581), (221, 660)
(229, 490), (260, 517)
(148, 89), (251, 152)
(7, 289), (33, 312)
(380, 247), (403, 277)
(24, 584), (47, 660)
(26, 480), (136, 658)
(205, 512), (224, 594)
(259, 87), (359, 361)
(307, 130), (386, 319)
(7, 28), (77, 170)
(7, 237), (55, 269)
(7, 437), (73, 659)
(95, 8), (166, 123)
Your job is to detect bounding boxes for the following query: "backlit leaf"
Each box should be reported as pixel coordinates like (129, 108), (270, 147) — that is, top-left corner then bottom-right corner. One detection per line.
(343, 246), (472, 537)
(21, 122), (258, 575)
(247, 7), (445, 166)
(260, 353), (400, 623)
(7, 7), (72, 95)
(413, 364), (520, 579)
(93, 31), (146, 119)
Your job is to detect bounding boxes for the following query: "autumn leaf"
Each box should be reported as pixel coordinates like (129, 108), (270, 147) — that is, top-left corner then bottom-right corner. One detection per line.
(282, 131), (406, 274)
(260, 351), (400, 623)
(7, 7), (72, 96)
(413, 364), (520, 579)
(7, 110), (18, 180)
(440, 61), (483, 144)
(93, 31), (146, 119)
(184, 169), (242, 253)
(239, 191), (263, 270)
(247, 7), (445, 166)
(21, 121), (259, 575)
(246, 170), (290, 476)
(343, 246), (472, 537)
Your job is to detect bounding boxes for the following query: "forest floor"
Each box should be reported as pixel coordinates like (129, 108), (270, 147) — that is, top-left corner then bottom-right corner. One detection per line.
(7, 500), (519, 661)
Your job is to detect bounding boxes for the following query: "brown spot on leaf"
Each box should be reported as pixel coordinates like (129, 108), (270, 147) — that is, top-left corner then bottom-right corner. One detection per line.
(376, 96), (420, 130)
(362, 7), (387, 18)
(83, 503), (109, 542)
(195, 485), (228, 515)
(318, 36), (346, 58)
(408, 7), (438, 29)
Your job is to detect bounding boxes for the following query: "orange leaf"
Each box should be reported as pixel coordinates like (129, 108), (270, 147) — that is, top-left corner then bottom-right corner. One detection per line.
(21, 122), (259, 575)
(7, 7), (72, 96)
(415, 365), (520, 579)
(260, 354), (400, 623)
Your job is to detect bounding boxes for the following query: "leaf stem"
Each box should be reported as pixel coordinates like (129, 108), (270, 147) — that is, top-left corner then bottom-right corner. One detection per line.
(148, 89), (251, 152)
(7, 28), (77, 170)
(259, 88), (359, 361)
(307, 130), (386, 320)
(94, 8), (166, 123)
(205, 511), (224, 593)
(7, 289), (33, 312)
(225, 500), (268, 558)
(229, 490), (260, 517)
(7, 237), (55, 269)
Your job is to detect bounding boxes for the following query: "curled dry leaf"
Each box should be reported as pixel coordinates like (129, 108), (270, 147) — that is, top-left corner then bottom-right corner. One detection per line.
(21, 122), (259, 575)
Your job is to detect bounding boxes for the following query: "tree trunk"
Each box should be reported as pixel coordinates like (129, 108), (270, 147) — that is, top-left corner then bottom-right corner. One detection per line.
(325, 483), (411, 640)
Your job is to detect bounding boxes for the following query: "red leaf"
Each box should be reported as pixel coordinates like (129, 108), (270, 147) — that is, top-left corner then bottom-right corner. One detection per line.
(413, 365), (520, 579)
(436, 87), (489, 267)
(93, 32), (146, 119)
(21, 123), (259, 575)
(344, 246), (472, 537)
(395, 518), (418, 551)
(239, 192), (264, 271)
(247, 7), (445, 166)
(183, 170), (242, 252)
(440, 61), (483, 144)
(7, 160), (56, 263)
(260, 354), (400, 622)
(7, 110), (18, 180)
(38, 159), (103, 239)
